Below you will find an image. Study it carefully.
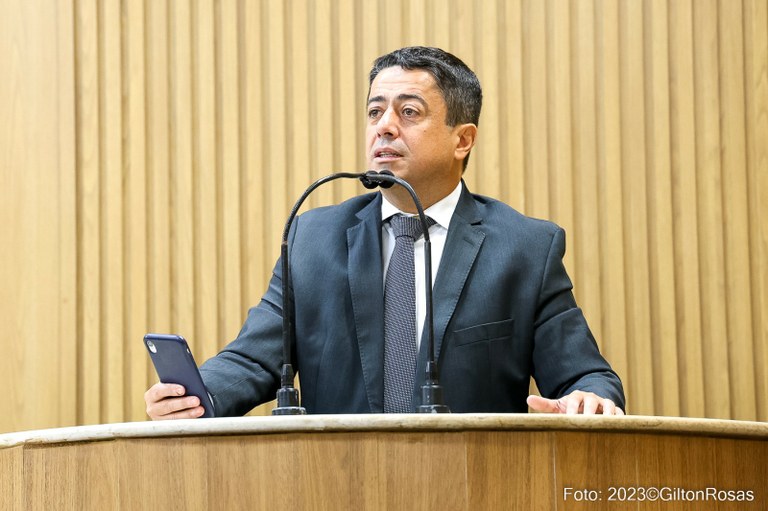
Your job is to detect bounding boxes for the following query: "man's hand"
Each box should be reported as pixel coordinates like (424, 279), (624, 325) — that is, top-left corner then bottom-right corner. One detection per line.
(144, 382), (205, 420)
(527, 390), (625, 415)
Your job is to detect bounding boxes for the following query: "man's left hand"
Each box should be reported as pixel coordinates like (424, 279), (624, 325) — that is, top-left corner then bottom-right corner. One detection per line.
(527, 390), (625, 415)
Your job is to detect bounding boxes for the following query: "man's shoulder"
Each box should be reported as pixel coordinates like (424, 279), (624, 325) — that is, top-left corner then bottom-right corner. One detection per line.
(466, 191), (561, 236)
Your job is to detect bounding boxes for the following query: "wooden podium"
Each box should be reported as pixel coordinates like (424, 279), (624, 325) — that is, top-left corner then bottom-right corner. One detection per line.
(1, 414), (766, 510)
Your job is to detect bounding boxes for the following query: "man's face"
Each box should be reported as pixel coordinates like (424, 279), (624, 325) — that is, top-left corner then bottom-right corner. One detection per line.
(366, 67), (467, 203)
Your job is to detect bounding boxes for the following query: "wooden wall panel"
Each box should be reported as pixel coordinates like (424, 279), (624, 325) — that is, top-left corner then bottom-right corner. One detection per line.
(646, 0), (680, 417)
(123, 0), (152, 423)
(595, 0), (630, 402)
(1, 0), (77, 433)
(668, 0), (706, 418)
(1, 0), (767, 432)
(719, 0), (757, 420)
(745, 0), (768, 422)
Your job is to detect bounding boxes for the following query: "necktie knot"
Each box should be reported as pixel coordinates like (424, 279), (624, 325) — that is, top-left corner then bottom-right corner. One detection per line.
(389, 215), (436, 240)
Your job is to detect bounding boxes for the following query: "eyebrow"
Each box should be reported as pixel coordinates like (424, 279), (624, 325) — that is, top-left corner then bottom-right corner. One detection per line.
(367, 93), (428, 106)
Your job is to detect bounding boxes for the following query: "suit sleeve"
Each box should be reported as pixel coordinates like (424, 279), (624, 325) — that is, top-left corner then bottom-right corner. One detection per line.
(531, 228), (626, 411)
(198, 258), (286, 416)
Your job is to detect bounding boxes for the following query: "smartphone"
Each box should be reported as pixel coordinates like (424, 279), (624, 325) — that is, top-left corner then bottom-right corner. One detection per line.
(144, 333), (215, 418)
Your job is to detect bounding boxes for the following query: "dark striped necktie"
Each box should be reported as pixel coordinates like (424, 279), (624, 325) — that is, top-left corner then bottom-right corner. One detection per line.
(383, 214), (436, 413)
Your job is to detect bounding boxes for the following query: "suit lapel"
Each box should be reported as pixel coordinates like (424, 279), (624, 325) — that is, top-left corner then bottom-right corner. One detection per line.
(423, 184), (485, 365)
(347, 194), (385, 412)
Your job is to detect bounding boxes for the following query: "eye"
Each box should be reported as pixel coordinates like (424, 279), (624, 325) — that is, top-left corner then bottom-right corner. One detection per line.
(368, 108), (382, 120)
(402, 107), (418, 117)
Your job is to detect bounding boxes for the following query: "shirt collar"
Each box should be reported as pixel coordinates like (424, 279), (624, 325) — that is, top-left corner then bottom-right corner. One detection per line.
(381, 180), (463, 230)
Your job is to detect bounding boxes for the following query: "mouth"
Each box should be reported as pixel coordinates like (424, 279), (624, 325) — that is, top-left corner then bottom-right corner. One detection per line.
(373, 148), (404, 161)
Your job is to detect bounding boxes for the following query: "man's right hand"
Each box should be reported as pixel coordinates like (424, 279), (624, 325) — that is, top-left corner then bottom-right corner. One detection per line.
(144, 382), (206, 420)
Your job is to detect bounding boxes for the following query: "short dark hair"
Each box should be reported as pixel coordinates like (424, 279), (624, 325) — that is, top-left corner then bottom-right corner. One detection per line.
(369, 46), (482, 127)
(368, 47), (483, 170)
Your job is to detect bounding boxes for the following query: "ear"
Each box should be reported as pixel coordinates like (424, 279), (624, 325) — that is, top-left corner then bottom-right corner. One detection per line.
(453, 123), (478, 161)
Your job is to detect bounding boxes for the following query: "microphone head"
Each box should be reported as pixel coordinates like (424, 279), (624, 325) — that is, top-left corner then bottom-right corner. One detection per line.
(376, 169), (395, 189)
(360, 171), (380, 189)
(360, 169), (396, 189)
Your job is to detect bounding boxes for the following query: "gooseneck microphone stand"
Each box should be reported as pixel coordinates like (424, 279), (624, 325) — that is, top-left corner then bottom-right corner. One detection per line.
(272, 172), (361, 415)
(272, 170), (450, 415)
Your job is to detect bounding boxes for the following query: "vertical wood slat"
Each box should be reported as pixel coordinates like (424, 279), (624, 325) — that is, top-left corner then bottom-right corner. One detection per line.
(192, 0), (219, 362)
(3, 0), (768, 433)
(572, 0), (603, 346)
(428, 0), (451, 51)
(258, 0), (287, 291)
(309, 0), (335, 208)
(743, 0), (768, 422)
(645, 0), (680, 416)
(57, 0), (79, 428)
(547, 0), (574, 275)
(405, 0), (427, 46)
(286, 0), (311, 219)
(522, 0), (549, 222)
(100, 0), (125, 423)
(216, 0), (243, 343)
(123, 0), (150, 418)
(169, 0), (195, 348)
(694, 0), (731, 419)
(452, 1), (476, 192)
(335, 0), (359, 201)
(499, 0), (525, 211)
(145, 0), (171, 342)
(595, 0), (630, 395)
(620, 0), (655, 415)
(718, 0), (757, 420)
(75, 0), (102, 425)
(668, 0), (706, 418)
(475, 0), (501, 198)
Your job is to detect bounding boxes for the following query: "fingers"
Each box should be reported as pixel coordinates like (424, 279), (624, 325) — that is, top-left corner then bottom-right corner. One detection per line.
(600, 398), (626, 416)
(144, 383), (204, 420)
(145, 382), (185, 402)
(152, 405), (206, 421)
(528, 391), (626, 416)
(600, 398), (615, 415)
(565, 394), (583, 414)
(527, 394), (561, 413)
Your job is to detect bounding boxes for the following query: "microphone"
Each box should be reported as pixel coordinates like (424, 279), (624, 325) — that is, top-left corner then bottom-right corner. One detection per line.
(360, 170), (395, 189)
(272, 170), (450, 414)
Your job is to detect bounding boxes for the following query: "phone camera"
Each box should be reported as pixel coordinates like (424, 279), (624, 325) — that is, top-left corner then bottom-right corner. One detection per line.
(146, 340), (157, 353)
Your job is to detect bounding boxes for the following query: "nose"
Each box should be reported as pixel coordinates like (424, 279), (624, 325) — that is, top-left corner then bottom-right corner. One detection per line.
(375, 107), (399, 139)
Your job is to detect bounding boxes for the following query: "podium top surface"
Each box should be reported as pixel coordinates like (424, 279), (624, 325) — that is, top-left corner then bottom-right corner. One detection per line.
(1, 413), (767, 449)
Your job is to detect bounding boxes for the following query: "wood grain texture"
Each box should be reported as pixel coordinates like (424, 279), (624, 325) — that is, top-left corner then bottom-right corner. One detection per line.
(744, 0), (768, 422)
(1, 0), (768, 432)
(0, 0), (76, 434)
(0, 446), (23, 511)
(556, 432), (638, 511)
(25, 442), (119, 509)
(3, 422), (766, 510)
(466, 430), (554, 510)
(668, 0), (707, 418)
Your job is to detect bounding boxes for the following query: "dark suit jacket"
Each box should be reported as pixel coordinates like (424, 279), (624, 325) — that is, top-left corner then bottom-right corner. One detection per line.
(200, 184), (625, 415)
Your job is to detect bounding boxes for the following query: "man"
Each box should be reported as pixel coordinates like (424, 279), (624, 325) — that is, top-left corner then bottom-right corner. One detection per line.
(145, 46), (625, 419)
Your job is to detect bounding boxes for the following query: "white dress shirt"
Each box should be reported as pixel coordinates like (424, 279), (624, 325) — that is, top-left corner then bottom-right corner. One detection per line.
(381, 181), (463, 350)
